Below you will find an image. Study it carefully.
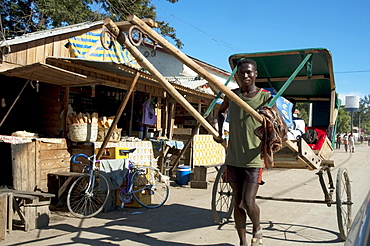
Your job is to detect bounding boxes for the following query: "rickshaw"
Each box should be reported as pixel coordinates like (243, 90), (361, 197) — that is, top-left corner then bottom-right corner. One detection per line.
(102, 17), (351, 242)
(211, 48), (352, 241)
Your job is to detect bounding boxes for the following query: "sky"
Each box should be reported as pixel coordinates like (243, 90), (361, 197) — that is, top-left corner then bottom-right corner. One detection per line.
(151, 0), (370, 104)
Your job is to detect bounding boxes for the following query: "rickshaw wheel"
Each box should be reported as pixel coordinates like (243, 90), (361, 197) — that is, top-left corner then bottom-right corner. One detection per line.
(211, 164), (234, 224)
(336, 167), (352, 241)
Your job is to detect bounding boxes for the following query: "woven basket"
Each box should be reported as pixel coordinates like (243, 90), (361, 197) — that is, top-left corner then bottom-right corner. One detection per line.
(69, 123), (98, 142)
(97, 127), (122, 142)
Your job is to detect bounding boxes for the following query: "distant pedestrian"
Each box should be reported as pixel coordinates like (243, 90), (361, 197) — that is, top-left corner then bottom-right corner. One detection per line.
(343, 133), (348, 152)
(336, 133), (341, 149)
(348, 133), (355, 153)
(360, 135), (363, 144)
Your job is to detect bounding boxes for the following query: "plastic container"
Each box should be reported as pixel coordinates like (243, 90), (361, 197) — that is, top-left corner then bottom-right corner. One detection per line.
(176, 165), (191, 185)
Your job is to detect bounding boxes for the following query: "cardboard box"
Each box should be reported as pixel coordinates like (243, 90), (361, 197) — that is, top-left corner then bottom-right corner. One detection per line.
(116, 182), (151, 208)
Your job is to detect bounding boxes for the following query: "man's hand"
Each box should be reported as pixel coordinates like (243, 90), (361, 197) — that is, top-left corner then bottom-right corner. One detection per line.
(213, 135), (224, 143)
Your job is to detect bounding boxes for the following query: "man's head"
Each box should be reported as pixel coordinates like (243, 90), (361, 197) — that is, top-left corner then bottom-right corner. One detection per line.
(236, 58), (258, 87)
(237, 58), (257, 70)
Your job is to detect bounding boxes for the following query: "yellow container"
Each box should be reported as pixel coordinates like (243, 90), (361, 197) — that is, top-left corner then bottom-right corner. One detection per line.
(95, 147), (130, 159)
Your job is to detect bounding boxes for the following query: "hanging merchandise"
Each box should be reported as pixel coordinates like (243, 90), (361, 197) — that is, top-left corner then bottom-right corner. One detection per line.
(142, 99), (157, 126)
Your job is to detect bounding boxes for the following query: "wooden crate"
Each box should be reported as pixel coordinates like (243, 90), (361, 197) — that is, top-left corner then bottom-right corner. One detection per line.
(68, 142), (94, 172)
(173, 128), (192, 135)
(11, 139), (70, 192)
(47, 172), (84, 207)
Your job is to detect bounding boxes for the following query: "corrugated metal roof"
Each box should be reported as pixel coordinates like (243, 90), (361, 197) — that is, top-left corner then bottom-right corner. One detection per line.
(0, 21), (104, 47)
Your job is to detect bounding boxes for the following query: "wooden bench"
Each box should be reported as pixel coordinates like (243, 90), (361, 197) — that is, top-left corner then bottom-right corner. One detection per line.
(0, 192), (12, 240)
(190, 163), (224, 189)
(0, 189), (55, 232)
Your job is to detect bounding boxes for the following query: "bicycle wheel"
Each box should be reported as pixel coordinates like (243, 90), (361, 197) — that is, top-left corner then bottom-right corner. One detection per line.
(131, 167), (169, 209)
(67, 172), (110, 218)
(211, 164), (234, 224)
(336, 167), (352, 241)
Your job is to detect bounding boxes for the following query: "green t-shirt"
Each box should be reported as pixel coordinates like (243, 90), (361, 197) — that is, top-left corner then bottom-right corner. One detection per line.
(225, 88), (271, 168)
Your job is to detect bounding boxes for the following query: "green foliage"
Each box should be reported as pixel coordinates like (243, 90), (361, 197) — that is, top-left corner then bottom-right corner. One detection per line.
(296, 102), (308, 124)
(337, 106), (350, 134)
(353, 94), (370, 133)
(0, 0), (183, 48)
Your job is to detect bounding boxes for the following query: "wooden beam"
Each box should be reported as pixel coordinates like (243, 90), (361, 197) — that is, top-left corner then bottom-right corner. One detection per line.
(255, 74), (327, 83)
(104, 18), (219, 138)
(62, 87), (69, 138)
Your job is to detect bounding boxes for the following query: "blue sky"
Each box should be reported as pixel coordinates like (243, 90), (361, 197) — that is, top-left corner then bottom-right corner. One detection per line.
(152, 0), (370, 103)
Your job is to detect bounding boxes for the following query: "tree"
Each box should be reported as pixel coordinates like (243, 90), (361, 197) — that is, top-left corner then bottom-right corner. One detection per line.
(353, 94), (370, 134)
(337, 106), (351, 134)
(296, 102), (309, 124)
(0, 0), (183, 48)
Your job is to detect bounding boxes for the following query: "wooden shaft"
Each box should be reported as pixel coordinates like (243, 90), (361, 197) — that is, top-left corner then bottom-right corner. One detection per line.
(104, 18), (219, 137)
(127, 14), (263, 123)
(96, 71), (139, 160)
(126, 15), (301, 153)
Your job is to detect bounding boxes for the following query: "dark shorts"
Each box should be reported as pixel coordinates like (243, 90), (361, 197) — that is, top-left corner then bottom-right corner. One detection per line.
(225, 165), (263, 184)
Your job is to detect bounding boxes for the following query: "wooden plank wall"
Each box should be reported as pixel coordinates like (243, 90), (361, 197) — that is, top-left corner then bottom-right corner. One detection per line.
(33, 84), (64, 137)
(11, 142), (37, 191)
(4, 33), (72, 66)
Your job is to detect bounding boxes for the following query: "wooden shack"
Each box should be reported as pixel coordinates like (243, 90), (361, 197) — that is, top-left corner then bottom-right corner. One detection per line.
(0, 19), (232, 191)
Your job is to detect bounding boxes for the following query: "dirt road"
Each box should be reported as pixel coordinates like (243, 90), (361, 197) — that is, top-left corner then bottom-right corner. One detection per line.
(1, 143), (369, 246)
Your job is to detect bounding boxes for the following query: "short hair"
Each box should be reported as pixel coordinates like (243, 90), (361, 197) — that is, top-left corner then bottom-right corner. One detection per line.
(236, 58), (257, 70)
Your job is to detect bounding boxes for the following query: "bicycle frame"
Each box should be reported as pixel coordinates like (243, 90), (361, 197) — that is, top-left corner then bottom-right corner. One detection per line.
(71, 154), (100, 196)
(117, 161), (133, 197)
(117, 162), (152, 198)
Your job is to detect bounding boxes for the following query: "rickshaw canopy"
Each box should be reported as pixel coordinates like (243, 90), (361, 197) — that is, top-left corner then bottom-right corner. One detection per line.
(228, 48), (336, 101)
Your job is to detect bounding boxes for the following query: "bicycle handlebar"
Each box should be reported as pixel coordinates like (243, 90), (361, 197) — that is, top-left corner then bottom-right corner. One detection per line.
(71, 153), (90, 164)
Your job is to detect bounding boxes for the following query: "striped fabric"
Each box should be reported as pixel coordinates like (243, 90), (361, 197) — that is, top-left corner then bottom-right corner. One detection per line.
(68, 28), (140, 68)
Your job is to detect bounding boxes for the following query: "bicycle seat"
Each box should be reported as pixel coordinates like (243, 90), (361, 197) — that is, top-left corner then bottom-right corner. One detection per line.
(119, 148), (137, 154)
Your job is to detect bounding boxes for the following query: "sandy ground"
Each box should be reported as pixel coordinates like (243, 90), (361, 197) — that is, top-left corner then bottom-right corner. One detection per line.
(1, 143), (369, 246)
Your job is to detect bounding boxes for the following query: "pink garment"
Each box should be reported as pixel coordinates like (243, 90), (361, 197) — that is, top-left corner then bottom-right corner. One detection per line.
(142, 99), (157, 125)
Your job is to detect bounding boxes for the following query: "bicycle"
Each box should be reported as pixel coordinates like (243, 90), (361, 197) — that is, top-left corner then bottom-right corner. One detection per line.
(67, 148), (169, 218)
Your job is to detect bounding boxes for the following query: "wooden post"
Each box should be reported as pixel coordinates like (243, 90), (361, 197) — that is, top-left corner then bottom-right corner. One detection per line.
(128, 92), (134, 136)
(62, 87), (70, 138)
(168, 102), (175, 140)
(104, 18), (218, 138)
(163, 94), (169, 137)
(170, 122), (201, 175)
(96, 71), (140, 160)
